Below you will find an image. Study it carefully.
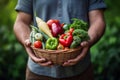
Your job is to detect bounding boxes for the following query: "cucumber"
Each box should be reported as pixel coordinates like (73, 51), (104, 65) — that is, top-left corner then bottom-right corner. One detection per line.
(30, 31), (36, 44)
(29, 31), (33, 43)
(42, 42), (45, 49)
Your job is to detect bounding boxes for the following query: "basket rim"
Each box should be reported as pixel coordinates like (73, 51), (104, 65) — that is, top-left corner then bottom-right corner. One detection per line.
(31, 46), (82, 54)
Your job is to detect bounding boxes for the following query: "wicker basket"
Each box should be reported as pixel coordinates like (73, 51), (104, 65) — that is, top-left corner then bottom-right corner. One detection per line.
(31, 46), (82, 65)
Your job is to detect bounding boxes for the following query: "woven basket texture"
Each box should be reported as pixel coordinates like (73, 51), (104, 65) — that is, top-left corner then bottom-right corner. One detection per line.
(31, 46), (82, 65)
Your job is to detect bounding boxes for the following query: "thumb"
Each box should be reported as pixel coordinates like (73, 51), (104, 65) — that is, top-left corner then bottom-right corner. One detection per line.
(80, 41), (89, 47)
(24, 39), (31, 46)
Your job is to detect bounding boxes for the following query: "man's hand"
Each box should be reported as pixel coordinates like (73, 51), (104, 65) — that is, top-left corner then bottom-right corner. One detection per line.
(62, 41), (90, 67)
(24, 39), (53, 67)
(62, 10), (106, 67)
(14, 12), (54, 67)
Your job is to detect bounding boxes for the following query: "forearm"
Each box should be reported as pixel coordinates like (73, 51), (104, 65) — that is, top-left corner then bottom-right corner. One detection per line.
(13, 12), (32, 46)
(14, 22), (31, 45)
(88, 10), (106, 47)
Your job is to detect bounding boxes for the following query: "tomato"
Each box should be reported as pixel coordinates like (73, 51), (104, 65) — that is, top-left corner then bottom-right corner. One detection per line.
(34, 41), (42, 48)
(47, 19), (60, 29)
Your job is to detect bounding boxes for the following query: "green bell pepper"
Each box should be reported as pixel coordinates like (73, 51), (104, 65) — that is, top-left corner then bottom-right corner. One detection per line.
(46, 38), (58, 50)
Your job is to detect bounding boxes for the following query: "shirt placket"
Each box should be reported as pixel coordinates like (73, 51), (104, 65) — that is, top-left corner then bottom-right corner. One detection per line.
(57, 0), (62, 20)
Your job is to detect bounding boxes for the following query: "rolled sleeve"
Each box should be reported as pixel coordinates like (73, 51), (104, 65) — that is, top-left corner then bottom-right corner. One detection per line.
(15, 0), (33, 15)
(89, 0), (107, 11)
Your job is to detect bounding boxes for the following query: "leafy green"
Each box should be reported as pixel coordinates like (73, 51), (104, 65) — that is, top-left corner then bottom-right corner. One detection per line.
(70, 18), (88, 31)
(70, 36), (81, 48)
(72, 29), (89, 41)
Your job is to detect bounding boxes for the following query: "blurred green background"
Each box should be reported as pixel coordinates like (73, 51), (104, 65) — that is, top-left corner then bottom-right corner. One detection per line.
(0, 0), (120, 80)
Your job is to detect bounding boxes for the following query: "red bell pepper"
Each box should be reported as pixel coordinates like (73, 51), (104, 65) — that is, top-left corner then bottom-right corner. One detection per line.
(47, 19), (64, 37)
(47, 19), (60, 29)
(59, 33), (73, 47)
(68, 28), (74, 34)
(51, 23), (64, 37)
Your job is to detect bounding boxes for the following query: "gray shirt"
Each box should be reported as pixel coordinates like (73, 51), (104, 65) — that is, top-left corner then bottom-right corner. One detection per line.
(15, 0), (106, 78)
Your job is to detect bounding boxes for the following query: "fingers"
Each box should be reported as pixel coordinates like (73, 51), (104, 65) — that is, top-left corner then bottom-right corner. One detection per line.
(32, 57), (46, 63)
(28, 50), (53, 67)
(32, 56), (53, 67)
(24, 40), (53, 67)
(30, 53), (53, 67)
(38, 61), (53, 67)
(62, 57), (80, 66)
(62, 61), (77, 67)
(80, 41), (90, 47)
(24, 39), (31, 46)
(63, 46), (89, 67)
(27, 48), (53, 67)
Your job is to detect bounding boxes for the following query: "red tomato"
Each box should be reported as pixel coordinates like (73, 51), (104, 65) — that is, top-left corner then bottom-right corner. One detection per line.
(34, 41), (42, 48)
(47, 19), (60, 29)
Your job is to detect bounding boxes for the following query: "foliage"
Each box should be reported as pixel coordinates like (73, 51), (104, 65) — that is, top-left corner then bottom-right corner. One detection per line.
(0, 0), (120, 80)
(91, 0), (120, 80)
(0, 0), (27, 80)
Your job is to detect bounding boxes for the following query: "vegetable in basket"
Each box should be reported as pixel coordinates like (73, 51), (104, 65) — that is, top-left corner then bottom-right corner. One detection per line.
(51, 23), (64, 37)
(47, 19), (64, 37)
(57, 43), (65, 50)
(72, 29), (89, 42)
(63, 24), (70, 31)
(34, 40), (42, 48)
(30, 25), (48, 49)
(46, 38), (58, 50)
(29, 26), (37, 44)
(47, 19), (60, 29)
(30, 25), (49, 40)
(36, 17), (53, 38)
(30, 30), (36, 44)
(59, 33), (73, 47)
(35, 33), (43, 41)
(70, 36), (81, 48)
(70, 18), (88, 31)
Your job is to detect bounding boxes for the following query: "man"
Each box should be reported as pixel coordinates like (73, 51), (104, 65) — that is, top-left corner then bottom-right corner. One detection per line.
(14, 0), (106, 80)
